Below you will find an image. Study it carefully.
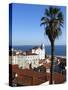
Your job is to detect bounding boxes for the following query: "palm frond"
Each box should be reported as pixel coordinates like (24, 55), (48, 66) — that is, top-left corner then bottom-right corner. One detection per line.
(52, 7), (60, 14)
(58, 12), (64, 20)
(55, 28), (62, 38)
(40, 17), (49, 26)
(45, 8), (50, 17)
(41, 17), (45, 21)
(40, 6), (64, 40)
(40, 22), (45, 26)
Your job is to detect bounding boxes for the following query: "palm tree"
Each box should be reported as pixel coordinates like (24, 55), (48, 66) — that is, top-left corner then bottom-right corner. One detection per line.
(40, 6), (64, 84)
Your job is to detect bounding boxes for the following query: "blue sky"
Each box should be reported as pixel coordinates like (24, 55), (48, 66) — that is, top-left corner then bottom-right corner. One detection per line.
(11, 3), (66, 45)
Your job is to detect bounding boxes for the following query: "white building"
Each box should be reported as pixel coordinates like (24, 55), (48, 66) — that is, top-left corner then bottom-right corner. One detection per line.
(9, 44), (45, 69)
(32, 44), (45, 59)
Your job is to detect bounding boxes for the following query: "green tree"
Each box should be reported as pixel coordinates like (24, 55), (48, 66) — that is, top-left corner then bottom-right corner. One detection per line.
(40, 6), (64, 84)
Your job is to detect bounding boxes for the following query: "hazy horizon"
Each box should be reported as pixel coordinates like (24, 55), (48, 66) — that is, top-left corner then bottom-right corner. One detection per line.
(11, 44), (66, 46)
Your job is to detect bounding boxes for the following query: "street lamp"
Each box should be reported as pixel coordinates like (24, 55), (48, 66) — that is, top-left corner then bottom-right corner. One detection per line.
(12, 73), (18, 86)
(15, 73), (18, 78)
(15, 73), (18, 86)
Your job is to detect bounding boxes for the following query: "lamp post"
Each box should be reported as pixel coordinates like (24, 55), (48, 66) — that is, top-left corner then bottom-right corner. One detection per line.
(15, 73), (18, 86)
(15, 73), (18, 78)
(12, 73), (18, 86)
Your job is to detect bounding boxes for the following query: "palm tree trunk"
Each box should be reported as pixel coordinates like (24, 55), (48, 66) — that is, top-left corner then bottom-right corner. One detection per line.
(50, 41), (54, 84)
